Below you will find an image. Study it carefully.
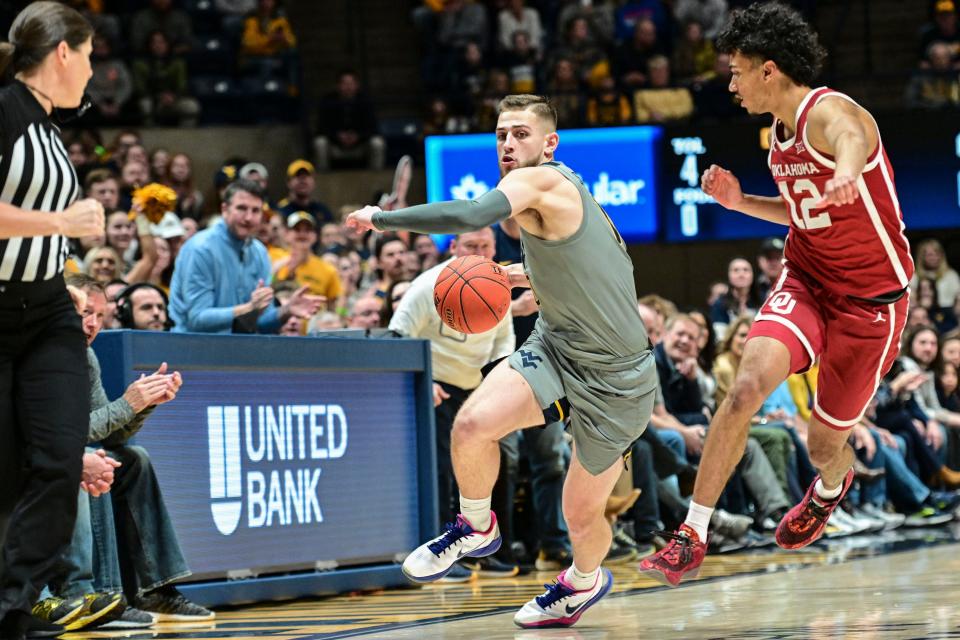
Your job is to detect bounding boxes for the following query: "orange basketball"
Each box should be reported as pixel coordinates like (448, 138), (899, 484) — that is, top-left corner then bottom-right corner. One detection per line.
(434, 256), (511, 334)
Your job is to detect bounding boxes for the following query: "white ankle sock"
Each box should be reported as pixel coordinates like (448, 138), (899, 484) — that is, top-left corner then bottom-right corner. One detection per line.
(814, 478), (843, 502)
(564, 563), (599, 591)
(459, 495), (491, 532)
(683, 501), (714, 541)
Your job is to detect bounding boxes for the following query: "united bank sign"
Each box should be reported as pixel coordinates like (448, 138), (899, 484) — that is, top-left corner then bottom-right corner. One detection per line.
(425, 126), (662, 243)
(130, 369), (421, 576)
(207, 404), (348, 536)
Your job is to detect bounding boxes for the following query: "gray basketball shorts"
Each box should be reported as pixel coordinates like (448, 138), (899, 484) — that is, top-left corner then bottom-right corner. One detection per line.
(508, 329), (658, 476)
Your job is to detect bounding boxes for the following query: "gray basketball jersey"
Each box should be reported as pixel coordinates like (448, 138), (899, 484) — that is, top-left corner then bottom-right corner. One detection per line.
(520, 161), (649, 366)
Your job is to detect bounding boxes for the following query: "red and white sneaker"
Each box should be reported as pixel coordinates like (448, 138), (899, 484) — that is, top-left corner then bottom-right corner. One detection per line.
(776, 468), (855, 549)
(513, 568), (613, 628)
(637, 524), (706, 587)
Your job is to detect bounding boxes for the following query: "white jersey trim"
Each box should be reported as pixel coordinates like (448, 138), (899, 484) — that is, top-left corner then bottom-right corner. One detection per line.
(773, 87), (825, 150)
(800, 92), (883, 173)
(856, 175), (910, 289)
(755, 312), (816, 365)
(754, 266), (816, 365)
(877, 154), (915, 277)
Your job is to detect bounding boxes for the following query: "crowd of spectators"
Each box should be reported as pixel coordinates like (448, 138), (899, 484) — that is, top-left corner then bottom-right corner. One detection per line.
(907, 0), (960, 109)
(413, 0), (960, 132)
(413, 0), (754, 133)
(8, 0), (304, 126)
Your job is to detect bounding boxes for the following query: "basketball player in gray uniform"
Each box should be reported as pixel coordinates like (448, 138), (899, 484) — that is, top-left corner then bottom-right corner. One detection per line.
(345, 94), (656, 629)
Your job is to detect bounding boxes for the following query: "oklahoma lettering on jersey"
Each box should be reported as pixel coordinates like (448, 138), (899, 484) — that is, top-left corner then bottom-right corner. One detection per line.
(767, 87), (913, 299)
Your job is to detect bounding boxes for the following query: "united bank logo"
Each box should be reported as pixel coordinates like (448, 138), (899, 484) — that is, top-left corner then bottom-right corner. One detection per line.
(207, 404), (349, 536)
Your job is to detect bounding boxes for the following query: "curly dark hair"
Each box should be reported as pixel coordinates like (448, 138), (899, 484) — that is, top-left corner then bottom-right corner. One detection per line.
(716, 2), (827, 86)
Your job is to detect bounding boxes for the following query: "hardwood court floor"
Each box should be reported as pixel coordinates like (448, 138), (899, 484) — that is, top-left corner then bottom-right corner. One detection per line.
(63, 527), (960, 640)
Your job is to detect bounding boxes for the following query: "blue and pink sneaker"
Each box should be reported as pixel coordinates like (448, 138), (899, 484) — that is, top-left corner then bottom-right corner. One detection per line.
(513, 568), (613, 628)
(401, 512), (501, 583)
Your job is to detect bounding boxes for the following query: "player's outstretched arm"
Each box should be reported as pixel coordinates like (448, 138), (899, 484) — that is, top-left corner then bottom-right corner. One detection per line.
(807, 97), (876, 207)
(343, 167), (558, 235)
(701, 164), (790, 225)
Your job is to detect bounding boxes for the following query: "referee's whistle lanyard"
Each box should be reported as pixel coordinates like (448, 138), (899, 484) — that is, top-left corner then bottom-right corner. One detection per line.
(19, 80), (92, 124)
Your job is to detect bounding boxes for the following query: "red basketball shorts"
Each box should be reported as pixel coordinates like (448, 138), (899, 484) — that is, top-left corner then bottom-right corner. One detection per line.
(746, 267), (908, 431)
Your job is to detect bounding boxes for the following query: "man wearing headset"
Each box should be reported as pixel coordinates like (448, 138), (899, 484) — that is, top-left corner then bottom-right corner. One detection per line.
(115, 282), (171, 331)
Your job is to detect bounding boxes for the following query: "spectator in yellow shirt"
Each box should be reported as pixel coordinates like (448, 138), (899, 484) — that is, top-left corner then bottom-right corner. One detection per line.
(241, 0), (297, 56)
(272, 212), (342, 309)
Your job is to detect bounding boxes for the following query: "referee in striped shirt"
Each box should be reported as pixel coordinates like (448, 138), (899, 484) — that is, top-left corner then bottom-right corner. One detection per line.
(0, 4), (107, 637)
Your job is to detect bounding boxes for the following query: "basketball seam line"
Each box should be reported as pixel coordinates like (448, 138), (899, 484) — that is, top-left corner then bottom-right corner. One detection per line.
(457, 277), (473, 333)
(464, 275), (511, 293)
(461, 277), (500, 322)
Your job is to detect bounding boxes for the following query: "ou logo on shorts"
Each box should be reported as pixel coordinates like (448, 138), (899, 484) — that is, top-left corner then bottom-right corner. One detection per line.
(769, 292), (796, 315)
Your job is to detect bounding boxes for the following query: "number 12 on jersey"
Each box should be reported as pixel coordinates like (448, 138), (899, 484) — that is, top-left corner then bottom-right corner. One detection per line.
(778, 178), (833, 230)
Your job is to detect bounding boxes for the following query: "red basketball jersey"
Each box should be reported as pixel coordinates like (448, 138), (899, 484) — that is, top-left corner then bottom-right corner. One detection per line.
(767, 87), (914, 299)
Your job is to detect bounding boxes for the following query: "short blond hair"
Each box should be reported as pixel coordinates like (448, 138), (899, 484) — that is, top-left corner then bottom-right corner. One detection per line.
(498, 94), (558, 131)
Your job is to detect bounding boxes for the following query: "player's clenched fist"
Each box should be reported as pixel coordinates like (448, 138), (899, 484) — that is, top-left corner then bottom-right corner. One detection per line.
(344, 205), (382, 233)
(58, 198), (105, 238)
(816, 175), (859, 207)
(701, 165), (744, 210)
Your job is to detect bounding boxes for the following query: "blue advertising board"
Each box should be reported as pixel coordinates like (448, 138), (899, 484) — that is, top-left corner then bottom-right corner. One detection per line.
(425, 126), (662, 244)
(132, 370), (419, 577)
(92, 331), (437, 603)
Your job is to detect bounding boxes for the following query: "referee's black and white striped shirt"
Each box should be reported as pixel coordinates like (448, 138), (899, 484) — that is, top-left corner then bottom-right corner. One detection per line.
(0, 80), (80, 283)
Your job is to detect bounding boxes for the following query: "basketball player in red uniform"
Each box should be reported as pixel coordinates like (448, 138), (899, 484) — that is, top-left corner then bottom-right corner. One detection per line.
(641, 1), (914, 585)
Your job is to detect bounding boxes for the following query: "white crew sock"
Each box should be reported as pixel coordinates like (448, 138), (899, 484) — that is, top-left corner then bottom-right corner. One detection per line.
(683, 501), (714, 541)
(459, 495), (492, 532)
(563, 563), (599, 591)
(814, 477), (843, 502)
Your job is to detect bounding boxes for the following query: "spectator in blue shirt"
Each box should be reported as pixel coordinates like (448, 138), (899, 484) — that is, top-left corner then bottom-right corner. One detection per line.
(169, 179), (323, 333)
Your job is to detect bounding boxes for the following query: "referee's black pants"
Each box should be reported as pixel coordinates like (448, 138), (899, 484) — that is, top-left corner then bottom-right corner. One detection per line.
(0, 276), (89, 623)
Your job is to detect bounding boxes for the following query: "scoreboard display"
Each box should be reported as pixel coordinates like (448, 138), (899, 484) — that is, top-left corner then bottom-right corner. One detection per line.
(659, 115), (960, 242)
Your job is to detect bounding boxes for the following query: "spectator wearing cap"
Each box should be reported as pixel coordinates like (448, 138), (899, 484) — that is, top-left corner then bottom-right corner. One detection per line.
(169, 179), (324, 334)
(276, 159), (334, 223)
(213, 163), (239, 211)
(239, 162), (269, 192)
(312, 70), (386, 171)
(919, 0), (959, 67)
(756, 237), (784, 301)
(240, 162), (278, 214)
(271, 212), (342, 309)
